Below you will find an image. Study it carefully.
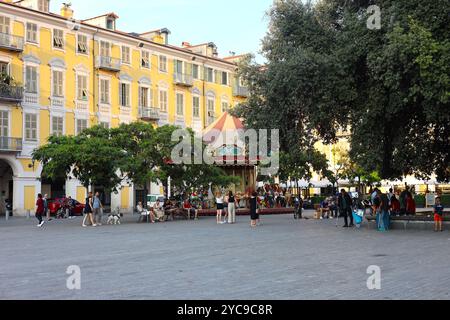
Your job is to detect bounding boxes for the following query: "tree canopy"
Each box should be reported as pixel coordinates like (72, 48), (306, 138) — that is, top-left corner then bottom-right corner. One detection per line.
(233, 0), (450, 182)
(33, 123), (239, 198)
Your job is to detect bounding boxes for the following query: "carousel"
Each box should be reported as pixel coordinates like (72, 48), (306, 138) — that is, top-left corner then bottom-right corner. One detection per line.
(202, 112), (257, 195)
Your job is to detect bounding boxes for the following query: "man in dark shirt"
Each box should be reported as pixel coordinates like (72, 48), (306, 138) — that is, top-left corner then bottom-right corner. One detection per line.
(338, 189), (353, 228)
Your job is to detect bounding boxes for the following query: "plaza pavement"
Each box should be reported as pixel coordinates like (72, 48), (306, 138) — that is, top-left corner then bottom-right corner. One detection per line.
(0, 211), (449, 300)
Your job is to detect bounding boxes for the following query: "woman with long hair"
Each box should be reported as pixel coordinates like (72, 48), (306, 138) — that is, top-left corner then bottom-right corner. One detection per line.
(82, 192), (96, 227)
(227, 191), (236, 224)
(215, 191), (224, 224)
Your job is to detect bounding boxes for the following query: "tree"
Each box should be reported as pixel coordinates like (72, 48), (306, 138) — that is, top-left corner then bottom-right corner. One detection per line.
(234, 0), (450, 183)
(110, 122), (160, 195)
(33, 126), (126, 192)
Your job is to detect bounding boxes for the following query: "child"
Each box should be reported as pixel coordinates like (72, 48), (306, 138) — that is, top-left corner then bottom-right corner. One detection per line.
(434, 197), (444, 232)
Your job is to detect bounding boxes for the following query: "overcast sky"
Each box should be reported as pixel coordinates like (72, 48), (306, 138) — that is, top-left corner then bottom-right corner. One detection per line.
(51, 0), (273, 62)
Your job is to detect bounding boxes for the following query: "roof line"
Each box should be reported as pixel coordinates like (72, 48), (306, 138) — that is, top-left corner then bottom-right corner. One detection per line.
(0, 1), (237, 66)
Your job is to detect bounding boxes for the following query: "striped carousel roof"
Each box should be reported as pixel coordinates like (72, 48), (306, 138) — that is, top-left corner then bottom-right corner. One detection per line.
(202, 113), (260, 167)
(203, 112), (245, 144)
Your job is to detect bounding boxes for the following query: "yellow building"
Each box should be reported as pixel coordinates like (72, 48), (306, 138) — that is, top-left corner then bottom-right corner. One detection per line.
(0, 0), (249, 216)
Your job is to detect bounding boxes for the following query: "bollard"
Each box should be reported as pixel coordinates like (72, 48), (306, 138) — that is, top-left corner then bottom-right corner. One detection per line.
(5, 210), (8, 221)
(27, 210), (31, 219)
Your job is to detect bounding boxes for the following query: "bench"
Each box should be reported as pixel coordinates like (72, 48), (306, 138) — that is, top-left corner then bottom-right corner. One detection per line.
(366, 214), (450, 231)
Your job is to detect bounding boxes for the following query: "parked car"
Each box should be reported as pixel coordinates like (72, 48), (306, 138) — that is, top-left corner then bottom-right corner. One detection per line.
(48, 198), (85, 217)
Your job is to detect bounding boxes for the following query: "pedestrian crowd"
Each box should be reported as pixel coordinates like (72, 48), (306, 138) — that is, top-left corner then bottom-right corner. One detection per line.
(32, 185), (445, 232)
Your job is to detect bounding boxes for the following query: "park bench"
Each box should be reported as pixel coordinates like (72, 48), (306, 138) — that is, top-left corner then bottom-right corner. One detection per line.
(366, 213), (450, 231)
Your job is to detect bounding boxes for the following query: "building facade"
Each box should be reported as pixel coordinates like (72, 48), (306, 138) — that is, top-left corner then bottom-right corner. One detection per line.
(0, 0), (249, 216)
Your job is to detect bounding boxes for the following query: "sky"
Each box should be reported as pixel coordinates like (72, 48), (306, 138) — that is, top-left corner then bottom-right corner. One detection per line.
(51, 0), (274, 62)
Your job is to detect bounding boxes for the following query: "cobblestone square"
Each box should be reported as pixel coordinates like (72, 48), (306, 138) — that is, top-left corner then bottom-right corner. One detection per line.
(1, 213), (449, 300)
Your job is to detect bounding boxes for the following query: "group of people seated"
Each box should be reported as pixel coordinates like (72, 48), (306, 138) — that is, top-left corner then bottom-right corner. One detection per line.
(136, 198), (199, 223)
(256, 185), (291, 209)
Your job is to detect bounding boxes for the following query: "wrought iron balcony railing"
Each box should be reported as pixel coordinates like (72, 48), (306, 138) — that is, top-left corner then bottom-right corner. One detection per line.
(0, 32), (24, 52)
(139, 107), (160, 121)
(0, 83), (24, 103)
(173, 73), (193, 87)
(0, 137), (22, 152)
(233, 85), (249, 98)
(95, 56), (121, 71)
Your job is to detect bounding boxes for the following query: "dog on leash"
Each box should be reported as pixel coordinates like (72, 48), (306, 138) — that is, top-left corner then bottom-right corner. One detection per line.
(107, 207), (122, 225)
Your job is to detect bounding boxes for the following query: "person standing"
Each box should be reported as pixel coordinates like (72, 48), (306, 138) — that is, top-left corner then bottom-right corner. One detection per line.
(0, 191), (6, 216)
(387, 188), (394, 205)
(67, 196), (75, 219)
(377, 190), (390, 232)
(250, 191), (259, 227)
(223, 193), (229, 224)
(338, 189), (353, 228)
(43, 194), (50, 222)
(215, 192), (224, 224)
(227, 191), (236, 224)
(92, 192), (103, 226)
(434, 197), (445, 232)
(82, 192), (96, 227)
(35, 194), (45, 228)
(399, 187), (409, 216)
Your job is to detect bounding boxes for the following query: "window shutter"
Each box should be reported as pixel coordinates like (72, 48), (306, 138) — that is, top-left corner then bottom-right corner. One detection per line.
(153, 88), (158, 108)
(52, 71), (57, 96)
(138, 87), (142, 107)
(185, 62), (192, 76)
(119, 83), (123, 106)
(204, 67), (208, 81)
(215, 70), (221, 84)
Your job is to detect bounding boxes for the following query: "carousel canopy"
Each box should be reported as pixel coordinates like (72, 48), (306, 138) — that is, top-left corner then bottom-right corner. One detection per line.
(202, 112), (260, 166)
(203, 112), (245, 146)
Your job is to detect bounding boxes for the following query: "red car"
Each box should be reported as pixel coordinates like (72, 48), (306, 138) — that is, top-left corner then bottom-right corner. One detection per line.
(48, 198), (85, 217)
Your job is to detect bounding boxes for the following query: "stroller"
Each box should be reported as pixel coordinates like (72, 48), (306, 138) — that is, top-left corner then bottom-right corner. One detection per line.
(352, 199), (365, 228)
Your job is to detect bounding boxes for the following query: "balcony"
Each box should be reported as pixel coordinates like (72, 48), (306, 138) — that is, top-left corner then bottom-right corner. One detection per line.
(233, 85), (249, 98)
(0, 83), (24, 103)
(95, 56), (121, 72)
(23, 92), (39, 105)
(173, 73), (193, 87)
(76, 100), (89, 113)
(50, 96), (65, 108)
(139, 107), (160, 121)
(0, 33), (24, 52)
(0, 137), (22, 152)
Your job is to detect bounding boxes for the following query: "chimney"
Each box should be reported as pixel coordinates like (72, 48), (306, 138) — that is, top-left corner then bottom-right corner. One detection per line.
(61, 3), (74, 19)
(182, 42), (191, 48)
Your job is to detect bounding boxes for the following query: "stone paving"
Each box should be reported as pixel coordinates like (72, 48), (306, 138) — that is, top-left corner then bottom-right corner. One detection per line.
(0, 212), (449, 300)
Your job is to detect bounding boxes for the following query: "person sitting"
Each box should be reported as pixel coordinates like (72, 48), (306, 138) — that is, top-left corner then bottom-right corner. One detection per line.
(153, 199), (165, 222)
(183, 199), (197, 220)
(390, 195), (401, 216)
(320, 199), (330, 219)
(406, 194), (416, 216)
(137, 201), (155, 223)
(329, 197), (338, 219)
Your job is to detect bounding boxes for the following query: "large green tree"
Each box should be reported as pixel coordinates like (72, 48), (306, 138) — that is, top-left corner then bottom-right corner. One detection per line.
(234, 0), (450, 182)
(33, 126), (126, 192)
(34, 123), (239, 199)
